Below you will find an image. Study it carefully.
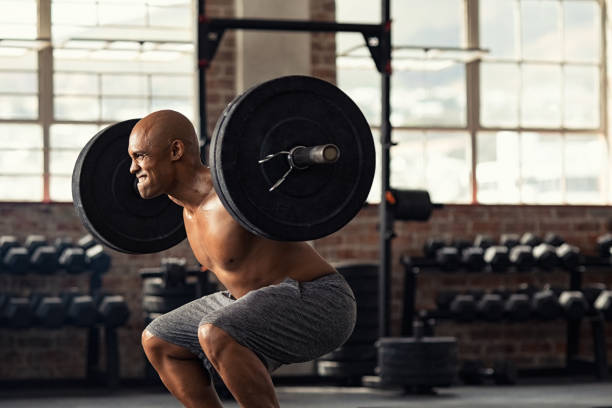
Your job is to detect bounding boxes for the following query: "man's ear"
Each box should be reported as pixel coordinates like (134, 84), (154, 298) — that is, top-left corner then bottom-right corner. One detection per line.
(170, 140), (184, 162)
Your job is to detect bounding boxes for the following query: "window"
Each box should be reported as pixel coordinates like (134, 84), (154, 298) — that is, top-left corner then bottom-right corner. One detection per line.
(0, 0), (196, 201)
(478, 0), (605, 204)
(337, 0), (607, 205)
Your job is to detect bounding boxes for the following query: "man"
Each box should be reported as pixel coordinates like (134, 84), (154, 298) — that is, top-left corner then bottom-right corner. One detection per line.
(131, 109), (357, 408)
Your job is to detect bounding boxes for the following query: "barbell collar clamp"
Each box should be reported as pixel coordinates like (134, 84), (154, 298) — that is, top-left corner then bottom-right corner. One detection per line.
(258, 144), (341, 192)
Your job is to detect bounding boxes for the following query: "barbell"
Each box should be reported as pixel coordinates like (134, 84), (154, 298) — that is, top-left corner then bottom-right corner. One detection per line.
(72, 76), (376, 254)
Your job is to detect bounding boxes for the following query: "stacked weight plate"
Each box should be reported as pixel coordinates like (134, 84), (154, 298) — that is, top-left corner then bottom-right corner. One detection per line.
(374, 337), (458, 389)
(317, 261), (379, 383)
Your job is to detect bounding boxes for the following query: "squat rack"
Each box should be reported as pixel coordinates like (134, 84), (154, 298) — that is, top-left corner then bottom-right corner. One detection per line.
(196, 0), (394, 338)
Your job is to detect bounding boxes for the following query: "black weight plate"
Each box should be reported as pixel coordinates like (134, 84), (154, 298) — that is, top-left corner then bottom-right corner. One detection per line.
(142, 278), (198, 298)
(316, 360), (376, 377)
(72, 119), (186, 254)
(210, 76), (375, 241)
(142, 295), (192, 313)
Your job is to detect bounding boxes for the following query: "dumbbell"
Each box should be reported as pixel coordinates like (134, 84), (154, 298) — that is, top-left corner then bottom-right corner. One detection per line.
(423, 238), (446, 258)
(532, 243), (559, 270)
(544, 233), (564, 247)
(59, 247), (87, 274)
(30, 245), (59, 274)
(474, 234), (494, 250)
(520, 232), (542, 247)
(596, 233), (612, 257)
(450, 294), (477, 322)
(30, 293), (66, 329)
(435, 246), (460, 271)
(78, 234), (97, 251)
(0, 236), (19, 272)
(452, 239), (472, 253)
(476, 293), (504, 322)
(55, 237), (87, 274)
(85, 244), (111, 274)
(556, 243), (581, 270)
(594, 291), (612, 320)
(3, 246), (30, 275)
(25, 235), (47, 257)
(459, 360), (518, 385)
(94, 292), (130, 328)
(559, 291), (589, 321)
(531, 289), (562, 320)
(509, 245), (535, 271)
(484, 246), (509, 272)
(500, 234), (520, 249)
(1, 295), (34, 328)
(435, 289), (459, 312)
(461, 247), (485, 271)
(504, 293), (531, 321)
(140, 258), (188, 287)
(61, 289), (98, 327)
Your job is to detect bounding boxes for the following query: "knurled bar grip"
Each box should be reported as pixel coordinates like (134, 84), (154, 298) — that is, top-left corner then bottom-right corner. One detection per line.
(290, 144), (340, 169)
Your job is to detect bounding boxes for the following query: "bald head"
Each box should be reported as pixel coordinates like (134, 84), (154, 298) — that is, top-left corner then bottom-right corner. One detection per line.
(128, 110), (203, 199)
(132, 109), (200, 164)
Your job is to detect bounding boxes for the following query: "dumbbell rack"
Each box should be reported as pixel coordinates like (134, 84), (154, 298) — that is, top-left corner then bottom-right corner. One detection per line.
(0, 235), (122, 387)
(401, 256), (609, 380)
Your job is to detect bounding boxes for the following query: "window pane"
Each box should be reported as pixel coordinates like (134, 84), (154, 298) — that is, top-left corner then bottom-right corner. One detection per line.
(564, 1), (600, 62)
(0, 124), (42, 148)
(148, 6), (191, 28)
(521, 0), (562, 61)
(337, 67), (380, 125)
(393, 0), (464, 48)
(102, 74), (148, 96)
(0, 176), (43, 201)
(336, 0), (379, 23)
(0, 150), (43, 175)
(480, 0), (518, 59)
(98, 4), (146, 26)
(480, 63), (519, 127)
(151, 75), (194, 97)
(151, 98), (194, 120)
(521, 64), (561, 127)
(391, 131), (426, 190)
(54, 73), (98, 95)
(391, 63), (466, 127)
(55, 96), (100, 121)
(425, 132), (471, 203)
(477, 132), (520, 203)
(50, 150), (80, 175)
(521, 132), (562, 203)
(564, 65), (599, 129)
(51, 2), (98, 25)
(0, 1), (37, 39)
(565, 134), (606, 204)
(0, 72), (37, 93)
(102, 97), (148, 121)
(50, 175), (73, 202)
(0, 95), (38, 119)
(50, 124), (101, 149)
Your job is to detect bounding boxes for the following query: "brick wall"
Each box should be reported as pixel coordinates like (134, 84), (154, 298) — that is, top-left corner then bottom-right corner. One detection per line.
(310, 0), (336, 84)
(313, 204), (612, 369)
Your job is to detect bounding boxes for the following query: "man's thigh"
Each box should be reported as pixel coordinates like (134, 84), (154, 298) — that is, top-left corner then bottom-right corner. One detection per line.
(146, 290), (235, 361)
(200, 274), (357, 371)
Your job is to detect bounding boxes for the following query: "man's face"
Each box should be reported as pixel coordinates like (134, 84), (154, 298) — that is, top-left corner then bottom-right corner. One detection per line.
(128, 127), (171, 199)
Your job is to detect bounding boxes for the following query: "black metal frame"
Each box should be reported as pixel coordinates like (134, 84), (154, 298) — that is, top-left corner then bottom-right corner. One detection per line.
(197, 0), (394, 338)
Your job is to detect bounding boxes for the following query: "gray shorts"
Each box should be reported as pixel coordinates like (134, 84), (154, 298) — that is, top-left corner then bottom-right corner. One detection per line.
(145, 272), (356, 373)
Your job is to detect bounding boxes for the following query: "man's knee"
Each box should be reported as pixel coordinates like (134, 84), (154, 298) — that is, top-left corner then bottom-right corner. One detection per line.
(142, 329), (195, 363)
(198, 324), (233, 365)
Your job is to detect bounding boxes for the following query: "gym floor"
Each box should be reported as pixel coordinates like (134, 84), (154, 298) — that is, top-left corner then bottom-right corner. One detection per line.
(0, 379), (611, 408)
